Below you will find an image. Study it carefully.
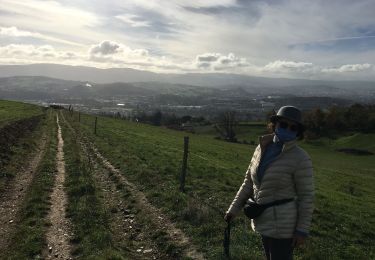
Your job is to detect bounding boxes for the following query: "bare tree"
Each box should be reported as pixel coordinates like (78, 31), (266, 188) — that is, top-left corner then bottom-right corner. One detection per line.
(216, 111), (238, 142)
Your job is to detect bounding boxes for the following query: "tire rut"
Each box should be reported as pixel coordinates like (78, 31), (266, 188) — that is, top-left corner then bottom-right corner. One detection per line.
(88, 143), (205, 260)
(62, 113), (174, 259)
(62, 113), (205, 259)
(0, 125), (48, 254)
(83, 141), (171, 259)
(42, 115), (73, 259)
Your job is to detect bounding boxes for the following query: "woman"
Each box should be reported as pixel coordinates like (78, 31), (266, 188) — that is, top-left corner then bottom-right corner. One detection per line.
(224, 106), (314, 260)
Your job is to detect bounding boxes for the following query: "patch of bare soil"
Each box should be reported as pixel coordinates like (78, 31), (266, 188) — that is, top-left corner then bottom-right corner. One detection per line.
(89, 143), (205, 260)
(42, 115), (72, 259)
(0, 124), (47, 253)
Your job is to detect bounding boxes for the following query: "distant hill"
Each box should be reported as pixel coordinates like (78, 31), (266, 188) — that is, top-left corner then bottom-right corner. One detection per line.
(1, 63), (374, 90)
(0, 75), (372, 105)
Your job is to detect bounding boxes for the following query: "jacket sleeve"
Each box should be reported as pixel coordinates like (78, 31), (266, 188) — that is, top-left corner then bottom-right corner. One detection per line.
(226, 161), (254, 216)
(293, 155), (314, 235)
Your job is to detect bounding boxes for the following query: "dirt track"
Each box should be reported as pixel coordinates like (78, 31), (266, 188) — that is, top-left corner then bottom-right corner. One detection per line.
(59, 111), (205, 259)
(79, 135), (177, 259)
(0, 128), (47, 254)
(43, 115), (72, 259)
(90, 143), (205, 260)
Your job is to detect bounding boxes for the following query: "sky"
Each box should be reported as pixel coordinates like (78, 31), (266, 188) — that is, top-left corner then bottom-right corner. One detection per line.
(0, 0), (375, 80)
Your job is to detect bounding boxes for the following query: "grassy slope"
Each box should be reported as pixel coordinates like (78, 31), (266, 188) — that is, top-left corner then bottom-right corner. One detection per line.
(194, 124), (268, 144)
(0, 100), (45, 191)
(332, 133), (375, 153)
(0, 100), (44, 128)
(72, 112), (374, 259)
(4, 110), (56, 259)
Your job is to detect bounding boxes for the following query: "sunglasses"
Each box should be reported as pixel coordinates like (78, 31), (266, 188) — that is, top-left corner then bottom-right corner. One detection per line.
(278, 121), (299, 132)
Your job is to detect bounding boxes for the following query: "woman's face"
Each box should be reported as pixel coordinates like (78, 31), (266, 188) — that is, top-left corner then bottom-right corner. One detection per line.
(275, 118), (299, 133)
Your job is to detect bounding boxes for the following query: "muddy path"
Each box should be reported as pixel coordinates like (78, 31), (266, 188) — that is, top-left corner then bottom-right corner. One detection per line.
(0, 126), (47, 253)
(87, 142), (205, 260)
(42, 115), (72, 259)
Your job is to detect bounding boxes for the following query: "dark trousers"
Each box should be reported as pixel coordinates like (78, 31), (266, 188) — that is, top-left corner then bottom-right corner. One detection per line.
(261, 235), (294, 260)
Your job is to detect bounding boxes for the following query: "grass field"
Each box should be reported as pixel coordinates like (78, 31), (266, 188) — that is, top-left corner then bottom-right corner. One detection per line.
(67, 112), (375, 259)
(194, 123), (268, 144)
(1, 100), (373, 259)
(0, 100), (44, 128)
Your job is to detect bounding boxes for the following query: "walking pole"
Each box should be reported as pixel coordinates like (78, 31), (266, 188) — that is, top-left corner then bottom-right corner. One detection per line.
(223, 221), (231, 258)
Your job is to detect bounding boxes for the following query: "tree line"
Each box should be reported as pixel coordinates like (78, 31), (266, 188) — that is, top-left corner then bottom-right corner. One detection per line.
(302, 104), (375, 139)
(97, 103), (375, 142)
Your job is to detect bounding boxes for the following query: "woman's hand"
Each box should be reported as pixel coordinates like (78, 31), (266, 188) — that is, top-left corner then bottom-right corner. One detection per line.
(292, 233), (307, 248)
(224, 212), (235, 222)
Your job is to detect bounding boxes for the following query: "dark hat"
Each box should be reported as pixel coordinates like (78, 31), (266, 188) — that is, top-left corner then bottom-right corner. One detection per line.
(270, 106), (305, 129)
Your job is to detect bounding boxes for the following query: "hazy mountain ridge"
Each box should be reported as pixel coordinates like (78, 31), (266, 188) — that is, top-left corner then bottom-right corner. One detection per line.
(1, 63), (374, 89)
(0, 75), (373, 103)
(0, 64), (374, 103)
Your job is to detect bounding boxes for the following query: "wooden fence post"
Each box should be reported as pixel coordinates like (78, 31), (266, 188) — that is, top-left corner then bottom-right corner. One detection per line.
(179, 136), (189, 192)
(94, 117), (97, 135)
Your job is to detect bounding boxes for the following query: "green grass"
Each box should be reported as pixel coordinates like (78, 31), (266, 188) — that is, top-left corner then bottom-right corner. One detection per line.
(0, 100), (44, 128)
(0, 100), (45, 189)
(59, 112), (125, 259)
(4, 110), (57, 259)
(68, 112), (374, 260)
(332, 133), (375, 153)
(194, 123), (268, 144)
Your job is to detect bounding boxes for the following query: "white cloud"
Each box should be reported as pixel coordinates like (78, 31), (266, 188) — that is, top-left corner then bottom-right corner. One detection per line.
(322, 63), (373, 73)
(88, 40), (149, 62)
(0, 42), (374, 79)
(0, 0), (104, 47)
(0, 26), (33, 37)
(0, 0), (100, 28)
(89, 41), (123, 56)
(1, 0), (375, 81)
(0, 44), (83, 62)
(195, 53), (250, 70)
(115, 14), (151, 28)
(0, 26), (84, 47)
(263, 60), (315, 73)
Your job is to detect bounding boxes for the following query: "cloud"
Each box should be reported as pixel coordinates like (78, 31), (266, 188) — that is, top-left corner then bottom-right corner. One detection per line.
(89, 41), (123, 56)
(195, 53), (250, 70)
(0, 44), (83, 63)
(0, 26), (34, 37)
(0, 0), (100, 28)
(263, 60), (315, 73)
(322, 63), (373, 73)
(0, 26), (84, 47)
(88, 40), (149, 61)
(1, 41), (374, 80)
(1, 0), (375, 80)
(115, 14), (151, 28)
(261, 60), (375, 79)
(0, 0), (103, 46)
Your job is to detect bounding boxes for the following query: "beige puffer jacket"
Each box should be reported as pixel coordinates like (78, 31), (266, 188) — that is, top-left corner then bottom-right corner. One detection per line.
(227, 134), (314, 238)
